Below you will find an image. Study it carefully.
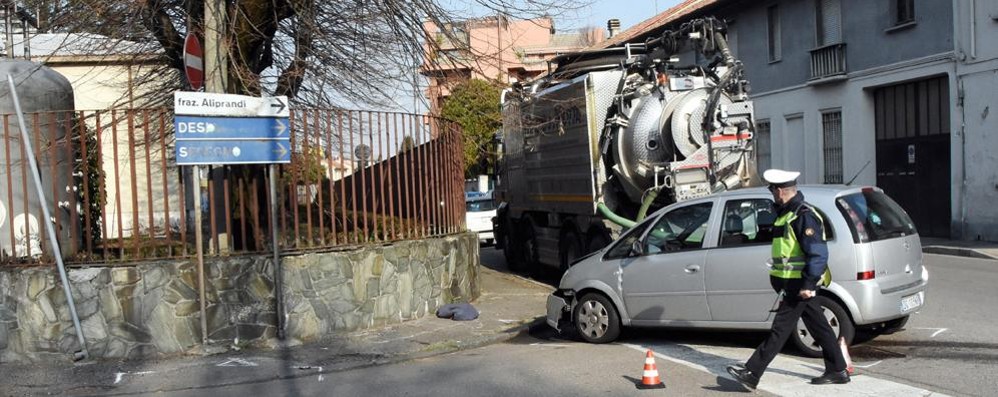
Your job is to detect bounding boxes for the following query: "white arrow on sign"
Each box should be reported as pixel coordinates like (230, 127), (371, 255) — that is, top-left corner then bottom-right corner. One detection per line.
(174, 92), (290, 118)
(273, 142), (289, 158)
(274, 119), (287, 135)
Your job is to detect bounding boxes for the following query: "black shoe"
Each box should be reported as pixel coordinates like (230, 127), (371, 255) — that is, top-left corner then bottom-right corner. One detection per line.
(810, 370), (850, 385)
(726, 365), (759, 390)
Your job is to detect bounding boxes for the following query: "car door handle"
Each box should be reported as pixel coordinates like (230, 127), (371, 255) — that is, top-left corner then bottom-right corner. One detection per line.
(684, 265), (701, 274)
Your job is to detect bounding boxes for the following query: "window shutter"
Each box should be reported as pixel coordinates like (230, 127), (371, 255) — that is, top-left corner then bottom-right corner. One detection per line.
(817, 0), (842, 46)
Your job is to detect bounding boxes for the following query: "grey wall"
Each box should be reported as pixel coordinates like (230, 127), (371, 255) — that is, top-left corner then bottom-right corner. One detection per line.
(727, 0), (953, 94)
(0, 233), (480, 362)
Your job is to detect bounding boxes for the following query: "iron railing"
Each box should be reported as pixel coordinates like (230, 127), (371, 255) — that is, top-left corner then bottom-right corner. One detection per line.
(809, 43), (847, 80)
(0, 109), (466, 267)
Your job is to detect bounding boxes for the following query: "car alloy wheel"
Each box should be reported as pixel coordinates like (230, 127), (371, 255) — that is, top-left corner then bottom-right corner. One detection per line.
(573, 293), (621, 344)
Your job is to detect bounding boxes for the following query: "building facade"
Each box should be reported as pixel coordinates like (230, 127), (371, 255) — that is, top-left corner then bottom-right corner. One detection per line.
(606, 0), (998, 241)
(421, 16), (604, 115)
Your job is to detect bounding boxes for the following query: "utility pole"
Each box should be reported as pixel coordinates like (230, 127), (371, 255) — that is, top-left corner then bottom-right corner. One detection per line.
(194, 0), (228, 347)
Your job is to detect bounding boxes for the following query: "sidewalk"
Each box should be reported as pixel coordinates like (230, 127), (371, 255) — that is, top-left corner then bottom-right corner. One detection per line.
(0, 266), (554, 396)
(921, 237), (998, 261)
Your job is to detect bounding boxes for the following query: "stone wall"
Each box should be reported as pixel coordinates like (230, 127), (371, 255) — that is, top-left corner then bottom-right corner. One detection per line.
(0, 233), (479, 362)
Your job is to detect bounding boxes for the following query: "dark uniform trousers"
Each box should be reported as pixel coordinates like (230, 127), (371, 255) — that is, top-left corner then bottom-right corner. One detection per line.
(745, 277), (847, 376)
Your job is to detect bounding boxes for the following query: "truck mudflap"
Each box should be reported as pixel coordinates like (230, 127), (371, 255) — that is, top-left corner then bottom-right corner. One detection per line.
(546, 292), (571, 332)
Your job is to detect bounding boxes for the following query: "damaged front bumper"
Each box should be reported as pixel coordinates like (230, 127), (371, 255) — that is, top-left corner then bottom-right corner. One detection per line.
(546, 290), (572, 332)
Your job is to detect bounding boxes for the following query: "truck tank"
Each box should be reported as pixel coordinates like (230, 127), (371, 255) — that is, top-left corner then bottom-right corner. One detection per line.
(0, 60), (79, 260)
(495, 17), (760, 271)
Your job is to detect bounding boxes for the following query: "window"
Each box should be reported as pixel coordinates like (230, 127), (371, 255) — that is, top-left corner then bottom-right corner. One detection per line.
(822, 111), (843, 184)
(755, 120), (772, 172)
(836, 190), (917, 243)
(767, 6), (781, 62)
(604, 219), (656, 260)
(816, 0), (842, 46)
(895, 0), (915, 25)
(718, 199), (777, 247)
(645, 203), (713, 254)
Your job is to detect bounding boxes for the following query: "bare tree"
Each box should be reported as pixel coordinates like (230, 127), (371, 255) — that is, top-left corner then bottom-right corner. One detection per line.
(22, 0), (591, 109)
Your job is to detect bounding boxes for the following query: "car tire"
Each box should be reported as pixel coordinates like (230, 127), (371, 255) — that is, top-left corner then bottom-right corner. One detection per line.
(792, 296), (855, 358)
(573, 293), (621, 344)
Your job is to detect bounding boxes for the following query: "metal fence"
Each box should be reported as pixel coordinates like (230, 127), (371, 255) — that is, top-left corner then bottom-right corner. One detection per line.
(0, 108), (466, 267)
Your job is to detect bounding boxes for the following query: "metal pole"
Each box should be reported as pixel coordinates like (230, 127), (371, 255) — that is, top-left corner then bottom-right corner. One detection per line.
(270, 164), (285, 339)
(193, 167), (208, 345)
(6, 74), (88, 361)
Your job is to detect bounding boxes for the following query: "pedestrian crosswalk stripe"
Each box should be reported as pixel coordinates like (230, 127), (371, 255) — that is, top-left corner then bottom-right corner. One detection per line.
(621, 342), (948, 397)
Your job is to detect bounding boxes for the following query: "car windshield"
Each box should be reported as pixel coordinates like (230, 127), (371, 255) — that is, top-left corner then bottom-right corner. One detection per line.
(466, 200), (496, 212)
(836, 189), (917, 242)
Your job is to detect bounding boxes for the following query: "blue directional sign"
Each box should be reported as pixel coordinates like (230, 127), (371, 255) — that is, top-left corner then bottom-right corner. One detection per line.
(175, 139), (291, 165)
(174, 92), (292, 165)
(175, 116), (288, 139)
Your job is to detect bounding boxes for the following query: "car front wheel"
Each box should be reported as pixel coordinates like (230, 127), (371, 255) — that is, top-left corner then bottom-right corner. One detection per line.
(573, 293), (621, 344)
(792, 296), (855, 358)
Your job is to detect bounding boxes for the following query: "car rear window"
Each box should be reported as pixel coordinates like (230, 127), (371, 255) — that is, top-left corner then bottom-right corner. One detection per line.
(835, 189), (917, 243)
(466, 200), (496, 212)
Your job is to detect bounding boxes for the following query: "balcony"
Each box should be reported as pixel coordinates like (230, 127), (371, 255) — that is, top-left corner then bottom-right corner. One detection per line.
(809, 43), (847, 82)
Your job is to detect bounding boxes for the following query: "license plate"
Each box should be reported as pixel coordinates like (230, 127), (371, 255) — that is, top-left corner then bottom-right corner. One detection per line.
(900, 292), (923, 313)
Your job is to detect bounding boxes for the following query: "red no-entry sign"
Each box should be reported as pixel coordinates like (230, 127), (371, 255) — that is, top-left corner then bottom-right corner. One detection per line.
(184, 33), (204, 91)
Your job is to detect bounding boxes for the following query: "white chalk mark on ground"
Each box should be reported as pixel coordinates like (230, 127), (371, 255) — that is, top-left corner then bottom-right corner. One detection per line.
(529, 343), (569, 348)
(217, 358), (258, 367)
(113, 371), (154, 385)
(853, 361), (883, 369)
(318, 366), (324, 382)
(913, 327), (948, 338)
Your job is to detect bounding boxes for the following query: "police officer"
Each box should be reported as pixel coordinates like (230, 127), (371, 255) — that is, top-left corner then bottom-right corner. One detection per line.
(726, 169), (849, 389)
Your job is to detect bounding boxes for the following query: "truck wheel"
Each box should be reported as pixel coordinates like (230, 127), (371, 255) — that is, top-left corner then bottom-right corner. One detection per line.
(573, 293), (621, 343)
(586, 229), (611, 254)
(521, 220), (540, 269)
(791, 296), (855, 358)
(502, 219), (525, 272)
(559, 229), (582, 271)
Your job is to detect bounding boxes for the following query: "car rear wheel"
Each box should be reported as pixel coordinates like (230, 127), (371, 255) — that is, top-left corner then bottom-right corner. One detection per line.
(573, 293), (621, 344)
(792, 296), (855, 358)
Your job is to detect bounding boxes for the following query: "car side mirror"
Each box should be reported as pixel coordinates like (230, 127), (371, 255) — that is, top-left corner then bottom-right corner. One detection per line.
(631, 241), (645, 256)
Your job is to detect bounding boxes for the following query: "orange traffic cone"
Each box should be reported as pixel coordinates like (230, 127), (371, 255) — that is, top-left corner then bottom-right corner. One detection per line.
(839, 337), (854, 375)
(637, 350), (666, 389)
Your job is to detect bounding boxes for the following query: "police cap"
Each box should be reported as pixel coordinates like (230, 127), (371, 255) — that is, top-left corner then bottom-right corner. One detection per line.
(762, 169), (800, 188)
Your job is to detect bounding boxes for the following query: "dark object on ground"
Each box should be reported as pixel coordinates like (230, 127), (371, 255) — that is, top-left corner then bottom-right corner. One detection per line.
(436, 303), (479, 321)
(726, 365), (759, 390)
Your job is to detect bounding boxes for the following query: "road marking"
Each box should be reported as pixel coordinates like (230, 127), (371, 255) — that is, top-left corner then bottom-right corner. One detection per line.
(622, 342), (948, 396)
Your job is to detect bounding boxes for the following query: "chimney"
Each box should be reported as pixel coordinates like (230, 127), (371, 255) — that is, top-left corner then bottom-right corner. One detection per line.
(607, 19), (621, 38)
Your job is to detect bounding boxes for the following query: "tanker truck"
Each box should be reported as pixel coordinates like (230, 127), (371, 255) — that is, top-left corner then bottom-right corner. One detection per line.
(494, 17), (759, 272)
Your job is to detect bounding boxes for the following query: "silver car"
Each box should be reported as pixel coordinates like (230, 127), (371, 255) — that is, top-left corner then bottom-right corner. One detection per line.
(546, 185), (928, 356)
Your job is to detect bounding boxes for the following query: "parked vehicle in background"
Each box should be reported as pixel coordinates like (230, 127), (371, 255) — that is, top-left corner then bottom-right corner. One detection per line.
(466, 190), (496, 245)
(546, 185), (928, 357)
(495, 17), (759, 274)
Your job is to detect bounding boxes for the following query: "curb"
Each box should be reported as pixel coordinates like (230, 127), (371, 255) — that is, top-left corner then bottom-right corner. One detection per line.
(922, 246), (998, 261)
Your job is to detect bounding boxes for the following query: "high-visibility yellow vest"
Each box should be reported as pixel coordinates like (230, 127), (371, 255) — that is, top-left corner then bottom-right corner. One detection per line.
(770, 205), (831, 286)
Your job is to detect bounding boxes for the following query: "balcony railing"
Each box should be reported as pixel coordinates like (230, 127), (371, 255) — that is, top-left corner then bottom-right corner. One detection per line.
(809, 43), (847, 80)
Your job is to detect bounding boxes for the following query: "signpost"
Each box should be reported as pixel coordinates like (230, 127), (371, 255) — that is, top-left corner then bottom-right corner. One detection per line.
(174, 91), (291, 340)
(183, 33), (204, 91)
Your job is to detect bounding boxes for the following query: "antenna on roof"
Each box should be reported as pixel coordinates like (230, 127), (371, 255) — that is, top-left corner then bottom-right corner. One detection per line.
(845, 160), (872, 186)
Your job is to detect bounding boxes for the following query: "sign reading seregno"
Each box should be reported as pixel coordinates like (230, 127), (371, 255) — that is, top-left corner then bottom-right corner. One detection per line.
(174, 92), (292, 165)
